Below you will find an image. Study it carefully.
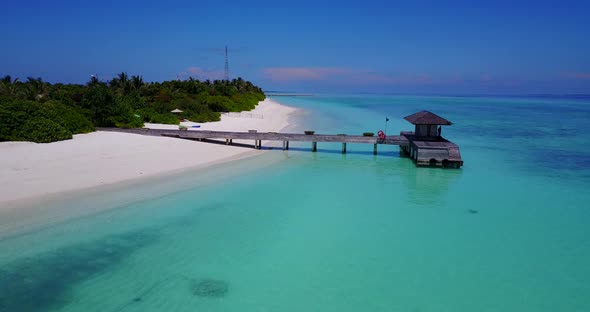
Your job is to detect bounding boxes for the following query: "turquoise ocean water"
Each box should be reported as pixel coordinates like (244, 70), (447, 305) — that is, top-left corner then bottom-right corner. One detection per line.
(1, 95), (589, 311)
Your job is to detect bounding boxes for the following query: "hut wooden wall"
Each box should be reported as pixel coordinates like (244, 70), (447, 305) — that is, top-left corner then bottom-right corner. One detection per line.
(415, 125), (438, 137)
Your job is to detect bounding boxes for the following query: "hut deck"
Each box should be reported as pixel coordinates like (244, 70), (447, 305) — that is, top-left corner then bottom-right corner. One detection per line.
(398, 132), (463, 168)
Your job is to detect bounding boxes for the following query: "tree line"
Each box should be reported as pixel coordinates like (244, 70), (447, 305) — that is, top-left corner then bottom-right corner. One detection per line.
(0, 73), (265, 143)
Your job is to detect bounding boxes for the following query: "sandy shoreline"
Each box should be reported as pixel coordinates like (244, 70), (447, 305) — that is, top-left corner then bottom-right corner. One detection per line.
(0, 99), (298, 206)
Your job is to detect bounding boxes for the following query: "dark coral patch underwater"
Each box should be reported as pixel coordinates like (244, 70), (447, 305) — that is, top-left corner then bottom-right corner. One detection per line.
(0, 230), (158, 312)
(191, 279), (229, 298)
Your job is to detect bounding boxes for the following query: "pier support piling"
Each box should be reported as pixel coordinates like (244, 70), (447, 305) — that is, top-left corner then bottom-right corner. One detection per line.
(312, 142), (317, 152)
(342, 143), (347, 154)
(373, 144), (377, 155)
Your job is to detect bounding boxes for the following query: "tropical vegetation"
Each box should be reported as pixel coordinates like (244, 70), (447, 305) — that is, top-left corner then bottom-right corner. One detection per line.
(0, 73), (265, 143)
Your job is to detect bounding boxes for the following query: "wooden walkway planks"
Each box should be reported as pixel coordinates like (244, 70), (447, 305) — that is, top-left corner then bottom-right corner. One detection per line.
(98, 128), (409, 145)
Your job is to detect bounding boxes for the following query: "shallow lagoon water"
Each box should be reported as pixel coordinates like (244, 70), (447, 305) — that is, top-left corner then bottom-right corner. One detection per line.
(1, 95), (589, 312)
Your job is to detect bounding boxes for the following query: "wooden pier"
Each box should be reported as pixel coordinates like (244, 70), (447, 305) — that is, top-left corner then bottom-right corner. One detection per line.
(99, 111), (463, 168)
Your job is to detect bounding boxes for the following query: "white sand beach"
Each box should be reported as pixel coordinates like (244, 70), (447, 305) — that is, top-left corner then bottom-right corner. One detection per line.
(0, 99), (297, 206)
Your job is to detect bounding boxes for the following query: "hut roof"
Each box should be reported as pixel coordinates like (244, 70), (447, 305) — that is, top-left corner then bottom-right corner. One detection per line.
(404, 111), (452, 125)
(171, 108), (184, 113)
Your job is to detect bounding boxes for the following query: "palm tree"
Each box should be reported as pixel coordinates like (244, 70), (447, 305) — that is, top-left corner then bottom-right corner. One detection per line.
(0, 75), (19, 95)
(25, 77), (48, 100)
(130, 75), (143, 91)
(1, 75), (12, 85)
(117, 72), (129, 87)
(108, 72), (130, 94)
(87, 75), (100, 87)
(232, 77), (246, 92)
(109, 77), (120, 89)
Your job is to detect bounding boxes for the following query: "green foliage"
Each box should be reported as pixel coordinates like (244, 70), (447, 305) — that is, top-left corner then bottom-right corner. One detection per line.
(40, 101), (95, 134)
(149, 113), (178, 124)
(203, 95), (232, 112)
(81, 85), (116, 126)
(135, 108), (179, 124)
(187, 111), (221, 123)
(79, 85), (142, 128)
(119, 94), (146, 110)
(0, 99), (92, 142)
(363, 132), (375, 137)
(0, 73), (265, 143)
(0, 107), (26, 141)
(20, 117), (72, 143)
(111, 115), (144, 129)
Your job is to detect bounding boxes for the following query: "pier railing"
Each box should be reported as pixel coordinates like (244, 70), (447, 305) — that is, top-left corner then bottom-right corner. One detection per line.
(98, 128), (408, 145)
(221, 112), (264, 119)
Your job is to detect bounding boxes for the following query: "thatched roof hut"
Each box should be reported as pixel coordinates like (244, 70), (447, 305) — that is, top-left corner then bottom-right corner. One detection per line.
(404, 111), (452, 125)
(404, 111), (452, 138)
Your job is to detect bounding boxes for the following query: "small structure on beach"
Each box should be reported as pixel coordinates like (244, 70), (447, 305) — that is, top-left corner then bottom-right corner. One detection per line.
(171, 108), (184, 113)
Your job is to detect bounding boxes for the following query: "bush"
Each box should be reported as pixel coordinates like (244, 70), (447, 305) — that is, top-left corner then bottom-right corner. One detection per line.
(186, 111), (220, 123)
(118, 94), (146, 110)
(148, 113), (179, 124)
(229, 94), (259, 111)
(203, 95), (232, 112)
(0, 99), (93, 142)
(135, 108), (179, 124)
(20, 117), (72, 143)
(111, 114), (144, 129)
(81, 85), (117, 126)
(0, 100), (40, 116)
(363, 132), (374, 137)
(40, 101), (95, 134)
(0, 107), (27, 141)
(304, 130), (315, 135)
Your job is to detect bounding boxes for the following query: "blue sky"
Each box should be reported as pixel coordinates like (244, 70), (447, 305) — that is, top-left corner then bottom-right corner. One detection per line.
(1, 0), (589, 94)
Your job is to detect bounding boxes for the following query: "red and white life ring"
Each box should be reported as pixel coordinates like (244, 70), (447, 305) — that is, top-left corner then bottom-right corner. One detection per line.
(378, 130), (386, 139)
